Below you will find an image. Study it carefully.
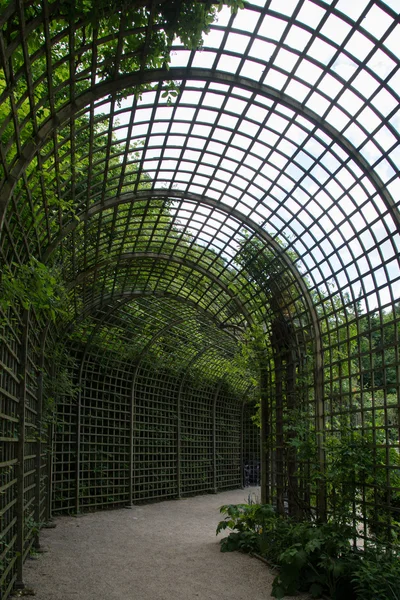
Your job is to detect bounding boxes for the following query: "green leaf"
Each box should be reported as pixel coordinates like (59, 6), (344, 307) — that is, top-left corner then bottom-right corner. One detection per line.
(272, 585), (286, 599)
(271, 578), (286, 600)
(310, 582), (323, 598)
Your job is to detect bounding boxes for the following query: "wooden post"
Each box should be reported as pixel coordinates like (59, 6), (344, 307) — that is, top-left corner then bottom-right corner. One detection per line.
(315, 342), (326, 520)
(75, 385), (82, 514)
(260, 354), (270, 505)
(274, 353), (285, 515)
(45, 358), (56, 524)
(34, 337), (44, 548)
(177, 378), (182, 498)
(240, 401), (245, 489)
(128, 367), (138, 507)
(286, 348), (299, 518)
(16, 309), (29, 589)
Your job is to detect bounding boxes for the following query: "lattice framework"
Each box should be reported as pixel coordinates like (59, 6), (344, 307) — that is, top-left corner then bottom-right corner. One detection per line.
(0, 1), (400, 597)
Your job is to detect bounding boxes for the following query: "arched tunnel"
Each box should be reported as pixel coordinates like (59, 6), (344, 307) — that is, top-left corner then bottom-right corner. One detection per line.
(0, 1), (399, 597)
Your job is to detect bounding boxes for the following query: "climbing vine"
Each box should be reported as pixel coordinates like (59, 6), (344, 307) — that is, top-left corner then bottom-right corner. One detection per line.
(0, 257), (67, 321)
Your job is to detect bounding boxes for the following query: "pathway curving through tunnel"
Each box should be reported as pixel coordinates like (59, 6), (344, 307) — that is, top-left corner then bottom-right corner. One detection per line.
(24, 488), (284, 600)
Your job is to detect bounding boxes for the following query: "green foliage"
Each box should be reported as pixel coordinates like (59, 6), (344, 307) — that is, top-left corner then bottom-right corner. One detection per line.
(233, 229), (302, 323)
(68, 0), (245, 51)
(217, 502), (400, 600)
(272, 521), (357, 600)
(217, 503), (275, 535)
(351, 548), (400, 600)
(324, 430), (377, 523)
(3, 0), (244, 95)
(160, 0), (218, 49)
(42, 343), (79, 426)
(0, 258), (67, 321)
(219, 530), (260, 554)
(331, 430), (400, 540)
(358, 305), (400, 394)
(283, 405), (400, 541)
(227, 324), (267, 391)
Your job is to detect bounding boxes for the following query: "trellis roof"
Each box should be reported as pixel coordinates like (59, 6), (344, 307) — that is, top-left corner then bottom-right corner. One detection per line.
(0, 0), (399, 369)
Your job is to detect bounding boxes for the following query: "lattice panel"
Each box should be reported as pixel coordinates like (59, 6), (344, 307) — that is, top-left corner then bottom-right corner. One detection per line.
(52, 359), (78, 515)
(52, 349), (252, 508)
(180, 381), (214, 496)
(216, 390), (242, 490)
(132, 367), (179, 502)
(321, 306), (400, 540)
(79, 357), (131, 510)
(0, 306), (20, 598)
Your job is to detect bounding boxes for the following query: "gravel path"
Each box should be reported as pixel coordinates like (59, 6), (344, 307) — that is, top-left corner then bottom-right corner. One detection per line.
(24, 488), (291, 600)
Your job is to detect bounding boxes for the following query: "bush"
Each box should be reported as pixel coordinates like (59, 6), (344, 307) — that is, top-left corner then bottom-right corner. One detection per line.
(351, 549), (400, 600)
(217, 503), (400, 600)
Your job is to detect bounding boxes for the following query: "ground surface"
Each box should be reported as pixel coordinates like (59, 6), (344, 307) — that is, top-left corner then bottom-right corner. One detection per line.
(24, 488), (304, 600)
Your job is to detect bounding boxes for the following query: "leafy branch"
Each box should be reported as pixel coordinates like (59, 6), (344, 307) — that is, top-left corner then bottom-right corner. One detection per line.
(0, 258), (67, 321)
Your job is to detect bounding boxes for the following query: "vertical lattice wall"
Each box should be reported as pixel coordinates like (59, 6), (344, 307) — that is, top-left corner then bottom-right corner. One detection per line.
(0, 306), (21, 597)
(0, 309), (51, 598)
(52, 382), (77, 514)
(24, 314), (40, 558)
(216, 389), (242, 491)
(133, 366), (179, 502)
(80, 357), (131, 510)
(52, 348), (257, 513)
(180, 380), (214, 496)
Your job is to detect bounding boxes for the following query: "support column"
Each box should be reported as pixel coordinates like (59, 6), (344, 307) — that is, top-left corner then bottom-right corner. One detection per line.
(315, 341), (326, 520)
(240, 401), (245, 489)
(286, 348), (299, 518)
(16, 309), (29, 589)
(274, 353), (285, 515)
(75, 386), (82, 515)
(260, 355), (270, 505)
(177, 379), (182, 498)
(45, 359), (56, 524)
(34, 336), (44, 549)
(45, 421), (54, 523)
(128, 368), (138, 507)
